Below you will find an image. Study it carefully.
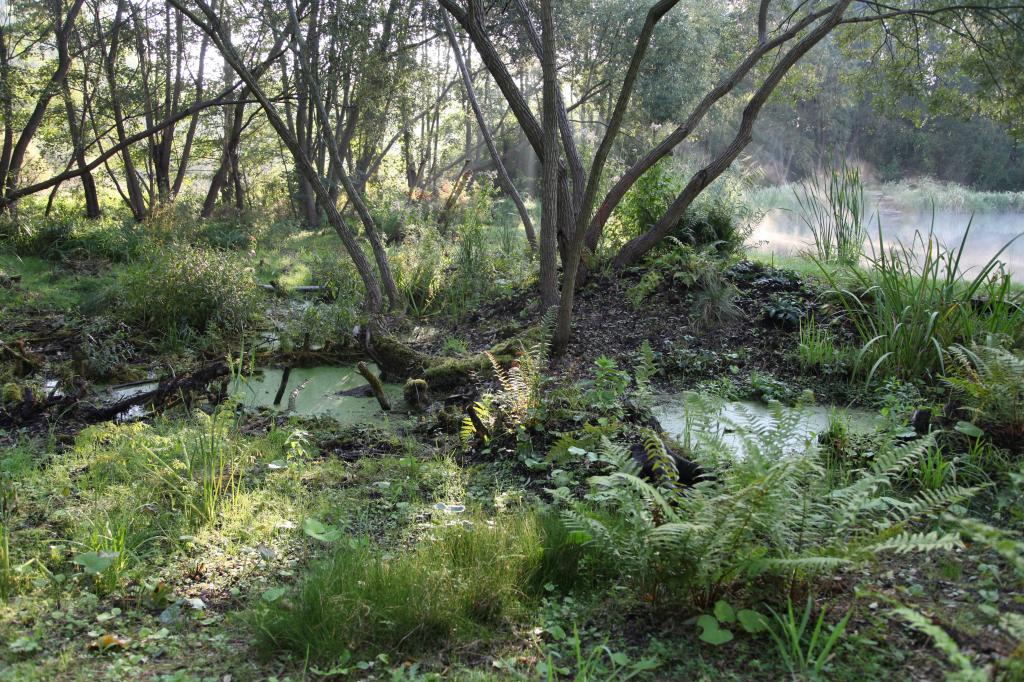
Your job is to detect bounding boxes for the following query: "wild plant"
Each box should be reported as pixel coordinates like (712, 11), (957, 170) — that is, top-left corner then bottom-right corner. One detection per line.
(461, 342), (549, 443)
(0, 521), (14, 599)
(816, 220), (1023, 383)
(797, 316), (843, 373)
(794, 161), (867, 264)
(889, 607), (989, 681)
(585, 356), (631, 417)
(559, 396), (976, 604)
(766, 595), (852, 680)
(944, 342), (1024, 437)
(142, 408), (242, 530)
(627, 240), (738, 327)
(632, 341), (658, 409)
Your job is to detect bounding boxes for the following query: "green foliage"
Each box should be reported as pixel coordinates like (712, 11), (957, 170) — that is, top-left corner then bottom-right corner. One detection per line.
(585, 356), (631, 417)
(250, 512), (550, 662)
(798, 316), (846, 373)
(308, 251), (364, 304)
(628, 240), (739, 327)
(889, 607), (989, 681)
(0, 210), (143, 262)
(556, 398), (974, 604)
(766, 595), (852, 680)
(816, 221), (1023, 383)
(762, 295), (805, 328)
(618, 162), (750, 253)
(794, 161), (867, 264)
(106, 243), (262, 340)
(944, 342), (1024, 437)
(619, 159), (679, 239)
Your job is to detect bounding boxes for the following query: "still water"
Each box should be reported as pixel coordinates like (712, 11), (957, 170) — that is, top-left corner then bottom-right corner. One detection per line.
(751, 206), (1024, 276)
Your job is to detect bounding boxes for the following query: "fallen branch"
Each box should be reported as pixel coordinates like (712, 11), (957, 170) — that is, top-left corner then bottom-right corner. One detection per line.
(81, 361), (231, 421)
(356, 361), (391, 412)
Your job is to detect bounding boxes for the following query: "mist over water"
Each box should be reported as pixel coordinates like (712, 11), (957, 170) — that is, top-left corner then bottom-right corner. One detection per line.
(751, 202), (1024, 276)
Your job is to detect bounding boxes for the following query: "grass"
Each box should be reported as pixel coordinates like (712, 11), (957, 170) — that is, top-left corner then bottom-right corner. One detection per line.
(815, 220), (1024, 383)
(793, 162), (868, 264)
(251, 511), (554, 664)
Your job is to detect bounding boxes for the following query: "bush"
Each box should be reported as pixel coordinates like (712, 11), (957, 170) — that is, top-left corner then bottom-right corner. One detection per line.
(619, 161), (752, 254)
(251, 512), (553, 663)
(0, 209), (143, 262)
(107, 243), (262, 339)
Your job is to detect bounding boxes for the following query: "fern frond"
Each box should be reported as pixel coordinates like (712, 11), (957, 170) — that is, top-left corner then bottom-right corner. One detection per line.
(870, 530), (963, 554)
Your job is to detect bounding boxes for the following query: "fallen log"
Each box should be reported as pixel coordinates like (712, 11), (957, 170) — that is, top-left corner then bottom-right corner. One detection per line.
(361, 317), (547, 392)
(0, 361), (231, 429)
(80, 361), (231, 421)
(357, 361), (391, 412)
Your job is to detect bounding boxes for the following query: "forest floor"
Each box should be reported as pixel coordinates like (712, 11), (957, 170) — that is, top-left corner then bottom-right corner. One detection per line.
(1, 243), (1022, 681)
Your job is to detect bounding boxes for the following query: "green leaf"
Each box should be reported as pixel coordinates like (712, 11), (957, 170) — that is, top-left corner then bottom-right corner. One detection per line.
(609, 651), (630, 666)
(261, 586), (287, 603)
(714, 600), (736, 624)
(697, 614), (734, 645)
(737, 609), (769, 633)
(955, 421), (984, 438)
(302, 517), (342, 543)
(72, 551), (117, 575)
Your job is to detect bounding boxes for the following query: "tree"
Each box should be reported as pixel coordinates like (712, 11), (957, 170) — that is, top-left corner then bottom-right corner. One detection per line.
(440, 0), (1023, 351)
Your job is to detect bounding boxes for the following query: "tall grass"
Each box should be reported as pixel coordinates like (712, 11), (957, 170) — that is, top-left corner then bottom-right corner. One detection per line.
(794, 162), (867, 264)
(251, 512), (561, 663)
(816, 219), (1023, 383)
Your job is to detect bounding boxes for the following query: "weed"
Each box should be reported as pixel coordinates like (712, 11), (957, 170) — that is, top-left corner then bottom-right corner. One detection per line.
(766, 595), (852, 679)
(794, 160), (868, 264)
(797, 316), (845, 373)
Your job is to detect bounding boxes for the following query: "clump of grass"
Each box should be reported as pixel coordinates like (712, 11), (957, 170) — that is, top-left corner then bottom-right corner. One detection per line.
(103, 242), (262, 340)
(797, 316), (845, 373)
(794, 161), (867, 264)
(250, 512), (555, 663)
(0, 208), (144, 262)
(816, 220), (1023, 383)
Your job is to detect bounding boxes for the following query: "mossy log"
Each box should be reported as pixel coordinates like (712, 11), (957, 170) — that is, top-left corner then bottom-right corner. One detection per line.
(363, 318), (547, 393)
(357, 361), (392, 411)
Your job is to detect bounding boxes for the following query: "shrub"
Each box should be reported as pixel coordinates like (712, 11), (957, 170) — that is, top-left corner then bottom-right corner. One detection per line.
(250, 512), (550, 662)
(619, 161), (752, 254)
(107, 243), (261, 339)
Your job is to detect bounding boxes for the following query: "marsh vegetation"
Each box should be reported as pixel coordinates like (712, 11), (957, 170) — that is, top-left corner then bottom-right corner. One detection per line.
(2, 1), (1024, 680)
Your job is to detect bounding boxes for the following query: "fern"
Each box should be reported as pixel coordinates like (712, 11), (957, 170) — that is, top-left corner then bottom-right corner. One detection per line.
(869, 530), (964, 554)
(554, 399), (977, 602)
(944, 342), (1024, 435)
(890, 607), (988, 680)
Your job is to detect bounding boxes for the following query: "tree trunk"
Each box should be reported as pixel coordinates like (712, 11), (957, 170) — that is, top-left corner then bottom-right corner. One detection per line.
(538, 0), (560, 312)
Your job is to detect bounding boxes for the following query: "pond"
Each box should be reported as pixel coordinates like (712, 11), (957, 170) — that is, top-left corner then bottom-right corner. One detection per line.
(229, 364), (405, 424)
(751, 206), (1024, 276)
(94, 363), (405, 425)
(651, 392), (882, 458)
